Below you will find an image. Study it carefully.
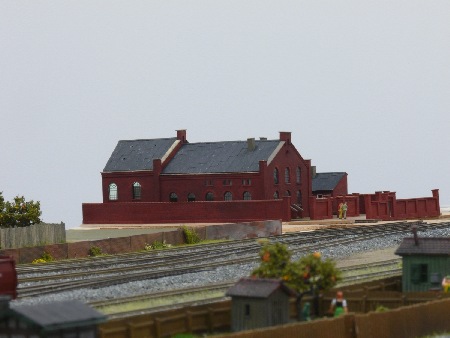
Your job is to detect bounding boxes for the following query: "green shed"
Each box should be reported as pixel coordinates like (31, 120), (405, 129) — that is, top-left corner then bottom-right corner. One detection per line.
(226, 277), (297, 332)
(395, 229), (450, 292)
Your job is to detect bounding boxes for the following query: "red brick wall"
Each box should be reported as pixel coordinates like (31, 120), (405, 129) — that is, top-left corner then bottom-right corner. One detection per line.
(82, 199), (290, 224)
(363, 190), (440, 220)
(309, 196), (333, 220)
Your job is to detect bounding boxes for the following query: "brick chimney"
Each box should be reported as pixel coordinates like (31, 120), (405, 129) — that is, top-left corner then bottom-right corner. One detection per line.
(247, 138), (256, 151)
(279, 131), (291, 144)
(176, 129), (187, 143)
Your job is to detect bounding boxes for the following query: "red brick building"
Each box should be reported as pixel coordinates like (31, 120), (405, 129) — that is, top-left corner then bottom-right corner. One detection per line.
(84, 130), (345, 224)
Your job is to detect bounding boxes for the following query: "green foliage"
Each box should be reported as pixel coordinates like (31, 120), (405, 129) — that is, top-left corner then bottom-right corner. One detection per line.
(0, 192), (42, 228)
(252, 242), (342, 294)
(182, 226), (201, 245)
(375, 305), (389, 312)
(88, 246), (103, 257)
(145, 240), (172, 250)
(32, 251), (54, 264)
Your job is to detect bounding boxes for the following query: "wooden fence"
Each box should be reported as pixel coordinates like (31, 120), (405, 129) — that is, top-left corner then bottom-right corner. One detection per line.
(98, 278), (450, 338)
(0, 222), (66, 249)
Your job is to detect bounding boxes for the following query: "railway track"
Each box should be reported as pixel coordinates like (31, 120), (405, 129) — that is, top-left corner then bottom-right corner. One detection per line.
(16, 221), (448, 301)
(88, 259), (402, 319)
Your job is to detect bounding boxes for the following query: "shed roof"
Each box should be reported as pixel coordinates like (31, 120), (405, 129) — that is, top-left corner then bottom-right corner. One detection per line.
(312, 172), (346, 192)
(162, 140), (281, 174)
(103, 138), (178, 172)
(395, 237), (450, 256)
(226, 278), (297, 298)
(11, 300), (107, 331)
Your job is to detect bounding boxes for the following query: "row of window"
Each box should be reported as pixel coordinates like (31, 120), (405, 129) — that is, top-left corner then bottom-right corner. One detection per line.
(274, 167), (302, 185)
(108, 182), (303, 204)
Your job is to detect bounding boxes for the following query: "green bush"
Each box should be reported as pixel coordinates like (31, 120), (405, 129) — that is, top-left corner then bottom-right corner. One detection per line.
(88, 246), (103, 257)
(145, 240), (171, 250)
(32, 251), (54, 264)
(182, 226), (201, 245)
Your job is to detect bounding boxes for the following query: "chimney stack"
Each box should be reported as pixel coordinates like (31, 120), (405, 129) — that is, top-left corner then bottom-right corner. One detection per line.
(247, 138), (256, 151)
(176, 129), (187, 143)
(311, 166), (317, 178)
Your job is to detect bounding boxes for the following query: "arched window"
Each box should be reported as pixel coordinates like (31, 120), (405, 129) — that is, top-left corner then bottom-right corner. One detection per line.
(285, 167), (290, 184)
(205, 192), (214, 201)
(296, 167), (301, 184)
(169, 192), (178, 202)
(273, 191), (279, 199)
(224, 191), (233, 201)
(285, 190), (291, 197)
(243, 191), (252, 200)
(273, 168), (279, 184)
(187, 193), (196, 202)
(297, 190), (302, 205)
(109, 183), (118, 201)
(132, 182), (141, 200)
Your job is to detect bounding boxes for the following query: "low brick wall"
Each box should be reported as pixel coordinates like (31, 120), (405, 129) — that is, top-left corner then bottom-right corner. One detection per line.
(0, 220), (281, 264)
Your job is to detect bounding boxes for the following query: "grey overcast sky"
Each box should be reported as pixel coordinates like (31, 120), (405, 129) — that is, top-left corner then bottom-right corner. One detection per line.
(1, 1), (449, 229)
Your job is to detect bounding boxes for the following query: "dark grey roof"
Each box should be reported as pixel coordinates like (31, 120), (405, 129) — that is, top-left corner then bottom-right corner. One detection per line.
(226, 278), (297, 298)
(312, 172), (346, 192)
(103, 138), (177, 172)
(12, 300), (106, 331)
(162, 140), (281, 174)
(395, 237), (450, 256)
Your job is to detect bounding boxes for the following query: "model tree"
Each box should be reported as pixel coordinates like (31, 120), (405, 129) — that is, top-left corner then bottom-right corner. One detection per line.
(252, 241), (341, 319)
(0, 192), (42, 228)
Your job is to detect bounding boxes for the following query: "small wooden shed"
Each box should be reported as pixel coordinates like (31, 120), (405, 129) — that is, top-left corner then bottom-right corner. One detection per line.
(226, 277), (297, 332)
(0, 296), (107, 337)
(395, 229), (450, 292)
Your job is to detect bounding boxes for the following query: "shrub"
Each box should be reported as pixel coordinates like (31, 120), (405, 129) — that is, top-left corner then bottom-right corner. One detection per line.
(182, 226), (201, 244)
(32, 251), (54, 264)
(88, 246), (103, 257)
(145, 240), (171, 250)
(375, 305), (389, 312)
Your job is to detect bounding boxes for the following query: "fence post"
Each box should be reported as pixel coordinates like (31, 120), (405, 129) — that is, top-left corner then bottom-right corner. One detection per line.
(207, 307), (214, 333)
(344, 314), (357, 338)
(185, 310), (193, 333)
(362, 295), (367, 313)
(154, 318), (161, 338)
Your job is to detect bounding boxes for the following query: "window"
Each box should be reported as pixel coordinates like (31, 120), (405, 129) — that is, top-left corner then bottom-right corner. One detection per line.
(205, 179), (214, 186)
(132, 182), (141, 200)
(224, 191), (233, 201)
(205, 192), (214, 201)
(169, 192), (178, 202)
(273, 191), (279, 199)
(242, 179), (251, 186)
(187, 193), (196, 202)
(223, 179), (232, 186)
(273, 168), (279, 184)
(109, 183), (118, 200)
(285, 167), (290, 184)
(411, 264), (428, 284)
(297, 190), (302, 205)
(243, 191), (252, 200)
(245, 304), (250, 316)
(285, 190), (291, 197)
(296, 167), (301, 184)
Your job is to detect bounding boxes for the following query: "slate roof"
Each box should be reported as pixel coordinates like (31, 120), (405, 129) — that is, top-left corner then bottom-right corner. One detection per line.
(395, 237), (450, 256)
(103, 138), (178, 172)
(11, 300), (106, 331)
(162, 140), (281, 174)
(312, 172), (346, 192)
(226, 278), (297, 298)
